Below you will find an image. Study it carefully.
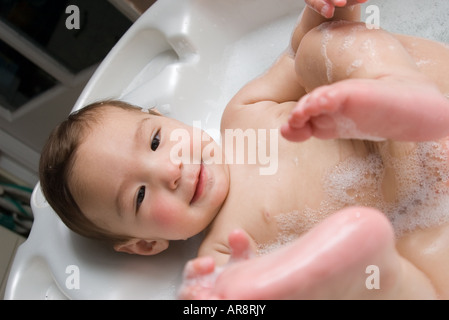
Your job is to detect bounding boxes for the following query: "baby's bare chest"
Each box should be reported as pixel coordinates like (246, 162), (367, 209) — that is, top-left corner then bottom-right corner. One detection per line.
(222, 140), (360, 246)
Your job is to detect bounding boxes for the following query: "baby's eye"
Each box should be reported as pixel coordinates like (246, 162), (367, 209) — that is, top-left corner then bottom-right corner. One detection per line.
(151, 130), (160, 151)
(136, 186), (145, 209)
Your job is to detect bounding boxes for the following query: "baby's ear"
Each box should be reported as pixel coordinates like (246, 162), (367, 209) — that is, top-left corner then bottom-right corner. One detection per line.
(149, 107), (162, 115)
(114, 239), (169, 256)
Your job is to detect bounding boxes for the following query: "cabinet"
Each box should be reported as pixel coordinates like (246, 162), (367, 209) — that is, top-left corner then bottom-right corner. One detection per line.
(0, 224), (25, 299)
(0, 0), (133, 186)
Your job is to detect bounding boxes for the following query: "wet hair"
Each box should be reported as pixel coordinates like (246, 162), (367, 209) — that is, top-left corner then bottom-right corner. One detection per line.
(39, 100), (160, 245)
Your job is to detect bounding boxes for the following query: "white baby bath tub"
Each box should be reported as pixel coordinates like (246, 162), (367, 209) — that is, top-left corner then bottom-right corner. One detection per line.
(5, 0), (449, 300)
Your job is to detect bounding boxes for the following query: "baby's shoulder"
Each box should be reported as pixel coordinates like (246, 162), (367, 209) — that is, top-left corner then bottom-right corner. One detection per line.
(197, 228), (232, 266)
(221, 100), (295, 131)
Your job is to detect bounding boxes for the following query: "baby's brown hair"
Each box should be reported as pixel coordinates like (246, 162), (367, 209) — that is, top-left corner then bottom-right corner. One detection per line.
(39, 100), (159, 245)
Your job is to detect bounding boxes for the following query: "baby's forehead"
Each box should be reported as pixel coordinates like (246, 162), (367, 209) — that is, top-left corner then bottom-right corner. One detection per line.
(93, 105), (146, 125)
(80, 106), (139, 141)
(100, 105), (143, 117)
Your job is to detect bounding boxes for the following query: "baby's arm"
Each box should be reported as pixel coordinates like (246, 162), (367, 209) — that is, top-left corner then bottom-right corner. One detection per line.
(225, 2), (363, 111)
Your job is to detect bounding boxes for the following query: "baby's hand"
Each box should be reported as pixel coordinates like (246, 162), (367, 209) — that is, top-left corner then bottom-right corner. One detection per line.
(177, 230), (254, 300)
(306, 0), (368, 18)
(228, 229), (255, 263)
(178, 256), (219, 300)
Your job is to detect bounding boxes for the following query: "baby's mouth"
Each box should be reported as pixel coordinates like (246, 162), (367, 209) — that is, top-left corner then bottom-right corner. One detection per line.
(190, 162), (205, 204)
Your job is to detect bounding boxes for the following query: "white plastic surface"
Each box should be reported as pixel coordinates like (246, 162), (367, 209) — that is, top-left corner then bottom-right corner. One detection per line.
(5, 0), (449, 300)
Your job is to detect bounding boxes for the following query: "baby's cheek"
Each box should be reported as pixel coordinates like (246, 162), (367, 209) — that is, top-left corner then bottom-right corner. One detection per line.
(151, 201), (180, 229)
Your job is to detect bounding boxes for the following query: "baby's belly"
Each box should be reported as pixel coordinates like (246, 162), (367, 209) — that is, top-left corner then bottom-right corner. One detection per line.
(377, 140), (449, 237)
(258, 139), (449, 255)
(317, 139), (449, 237)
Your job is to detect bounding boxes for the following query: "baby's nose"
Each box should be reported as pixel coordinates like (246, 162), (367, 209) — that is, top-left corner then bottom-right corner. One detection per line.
(160, 158), (183, 190)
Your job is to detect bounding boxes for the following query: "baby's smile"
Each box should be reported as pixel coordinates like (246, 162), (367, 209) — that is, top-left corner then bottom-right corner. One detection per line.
(191, 162), (206, 204)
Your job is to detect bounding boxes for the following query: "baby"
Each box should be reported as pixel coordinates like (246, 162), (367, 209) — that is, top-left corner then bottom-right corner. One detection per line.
(39, 0), (449, 299)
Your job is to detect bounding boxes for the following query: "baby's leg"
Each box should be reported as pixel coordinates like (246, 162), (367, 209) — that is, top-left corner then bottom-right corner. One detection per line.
(282, 22), (449, 142)
(290, 1), (363, 54)
(179, 207), (437, 300)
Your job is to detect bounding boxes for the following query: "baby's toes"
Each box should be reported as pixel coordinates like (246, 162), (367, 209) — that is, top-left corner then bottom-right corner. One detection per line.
(307, 86), (341, 113)
(288, 98), (310, 129)
(293, 87), (339, 123)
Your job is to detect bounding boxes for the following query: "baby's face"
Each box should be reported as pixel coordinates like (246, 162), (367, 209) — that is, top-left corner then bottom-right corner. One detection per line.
(72, 107), (229, 244)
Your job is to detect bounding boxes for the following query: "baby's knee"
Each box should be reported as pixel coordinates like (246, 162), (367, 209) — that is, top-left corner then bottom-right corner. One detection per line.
(294, 23), (330, 91)
(296, 22), (369, 88)
(295, 21), (409, 90)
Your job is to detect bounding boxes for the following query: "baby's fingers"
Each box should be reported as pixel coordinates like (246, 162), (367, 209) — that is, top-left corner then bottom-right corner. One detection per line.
(182, 256), (216, 279)
(305, 0), (367, 18)
(305, 0), (340, 18)
(228, 229), (254, 263)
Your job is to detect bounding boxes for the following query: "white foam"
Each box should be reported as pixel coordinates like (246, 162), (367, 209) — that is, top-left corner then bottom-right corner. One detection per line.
(257, 207), (329, 255)
(317, 24), (334, 84)
(342, 34), (356, 51)
(258, 141), (449, 255)
(416, 59), (432, 67)
(346, 59), (363, 76)
(381, 141), (449, 235)
(334, 115), (387, 141)
(340, 23), (366, 52)
(361, 38), (379, 62)
(323, 141), (449, 237)
(317, 21), (371, 84)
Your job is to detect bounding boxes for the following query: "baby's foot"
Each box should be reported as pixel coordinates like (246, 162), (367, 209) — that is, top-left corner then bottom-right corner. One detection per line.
(181, 207), (436, 299)
(191, 207), (404, 299)
(281, 75), (449, 142)
(306, 0), (368, 18)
